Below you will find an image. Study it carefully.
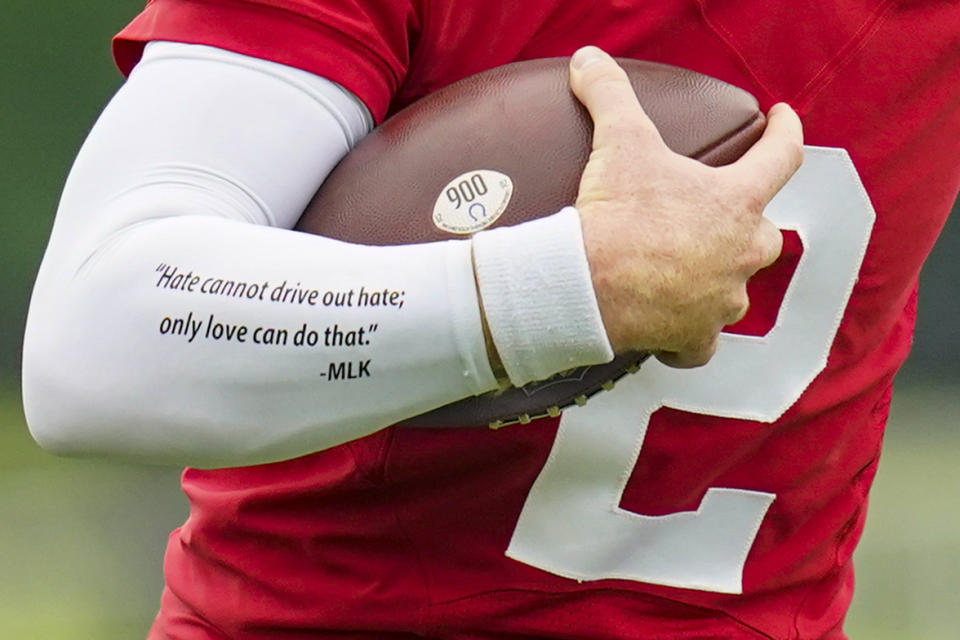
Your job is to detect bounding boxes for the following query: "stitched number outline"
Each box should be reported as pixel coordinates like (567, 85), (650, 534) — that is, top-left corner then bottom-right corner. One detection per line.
(506, 148), (876, 593)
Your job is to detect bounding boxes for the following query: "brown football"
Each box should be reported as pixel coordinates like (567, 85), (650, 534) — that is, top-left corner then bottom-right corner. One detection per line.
(296, 58), (765, 429)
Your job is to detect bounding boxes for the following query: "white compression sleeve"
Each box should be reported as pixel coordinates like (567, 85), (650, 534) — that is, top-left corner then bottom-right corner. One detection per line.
(23, 42), (497, 467)
(22, 42), (611, 468)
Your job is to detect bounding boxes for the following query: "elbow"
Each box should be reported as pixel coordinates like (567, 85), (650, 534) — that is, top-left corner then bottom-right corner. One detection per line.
(21, 303), (116, 458)
(23, 388), (78, 458)
(22, 331), (169, 463)
(22, 342), (95, 458)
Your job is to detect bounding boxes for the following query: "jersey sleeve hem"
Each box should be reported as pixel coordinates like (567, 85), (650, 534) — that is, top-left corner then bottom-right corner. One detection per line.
(113, 0), (398, 123)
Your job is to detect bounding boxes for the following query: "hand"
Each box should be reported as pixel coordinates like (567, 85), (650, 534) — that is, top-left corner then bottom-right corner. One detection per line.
(569, 46), (803, 368)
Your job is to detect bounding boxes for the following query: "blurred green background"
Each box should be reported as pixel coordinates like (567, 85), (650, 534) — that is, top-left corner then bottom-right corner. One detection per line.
(2, 2), (958, 638)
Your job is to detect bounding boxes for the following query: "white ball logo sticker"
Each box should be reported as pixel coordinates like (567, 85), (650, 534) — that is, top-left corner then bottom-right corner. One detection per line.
(433, 170), (513, 234)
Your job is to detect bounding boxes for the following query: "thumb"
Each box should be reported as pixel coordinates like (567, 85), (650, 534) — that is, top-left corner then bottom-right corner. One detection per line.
(569, 46), (664, 151)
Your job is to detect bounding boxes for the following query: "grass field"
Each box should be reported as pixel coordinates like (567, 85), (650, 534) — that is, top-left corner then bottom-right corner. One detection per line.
(2, 381), (958, 639)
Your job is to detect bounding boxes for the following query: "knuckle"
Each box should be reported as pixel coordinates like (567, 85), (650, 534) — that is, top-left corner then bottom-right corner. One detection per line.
(717, 283), (749, 322)
(687, 338), (719, 367)
(760, 224), (784, 262)
(682, 352), (711, 368)
(741, 226), (782, 271)
(785, 138), (805, 168)
(727, 291), (750, 324)
(657, 344), (714, 369)
(763, 224), (784, 259)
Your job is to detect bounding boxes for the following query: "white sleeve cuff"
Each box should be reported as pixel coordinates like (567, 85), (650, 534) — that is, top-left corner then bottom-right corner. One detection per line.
(472, 206), (614, 387)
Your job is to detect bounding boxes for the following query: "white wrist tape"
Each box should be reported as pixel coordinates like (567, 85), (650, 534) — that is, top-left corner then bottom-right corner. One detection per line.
(472, 207), (614, 387)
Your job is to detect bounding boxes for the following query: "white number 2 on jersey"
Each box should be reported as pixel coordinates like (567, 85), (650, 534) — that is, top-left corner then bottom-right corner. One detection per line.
(506, 148), (876, 594)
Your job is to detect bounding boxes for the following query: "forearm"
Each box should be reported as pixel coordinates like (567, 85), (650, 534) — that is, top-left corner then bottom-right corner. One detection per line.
(21, 42), (495, 466)
(24, 214), (497, 467)
(22, 42), (611, 467)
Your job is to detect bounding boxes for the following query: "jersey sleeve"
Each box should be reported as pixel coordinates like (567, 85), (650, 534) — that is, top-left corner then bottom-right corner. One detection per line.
(113, 0), (423, 122)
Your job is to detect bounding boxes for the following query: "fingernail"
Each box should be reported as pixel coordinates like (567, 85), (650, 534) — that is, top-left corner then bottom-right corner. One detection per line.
(571, 46), (606, 70)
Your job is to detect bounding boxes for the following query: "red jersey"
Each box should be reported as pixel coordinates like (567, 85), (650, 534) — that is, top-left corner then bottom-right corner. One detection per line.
(115, 2), (960, 639)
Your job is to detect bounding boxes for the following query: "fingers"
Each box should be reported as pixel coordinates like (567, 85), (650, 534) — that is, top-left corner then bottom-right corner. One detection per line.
(656, 337), (718, 369)
(568, 46), (665, 151)
(728, 102), (804, 203)
(572, 60), (800, 371)
(755, 217), (784, 270)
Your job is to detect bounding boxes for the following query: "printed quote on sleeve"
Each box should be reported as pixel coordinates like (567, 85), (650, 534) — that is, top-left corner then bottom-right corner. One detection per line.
(153, 263), (407, 382)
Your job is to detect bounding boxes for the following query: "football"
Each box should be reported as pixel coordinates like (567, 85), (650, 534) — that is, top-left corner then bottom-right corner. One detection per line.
(296, 57), (765, 428)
